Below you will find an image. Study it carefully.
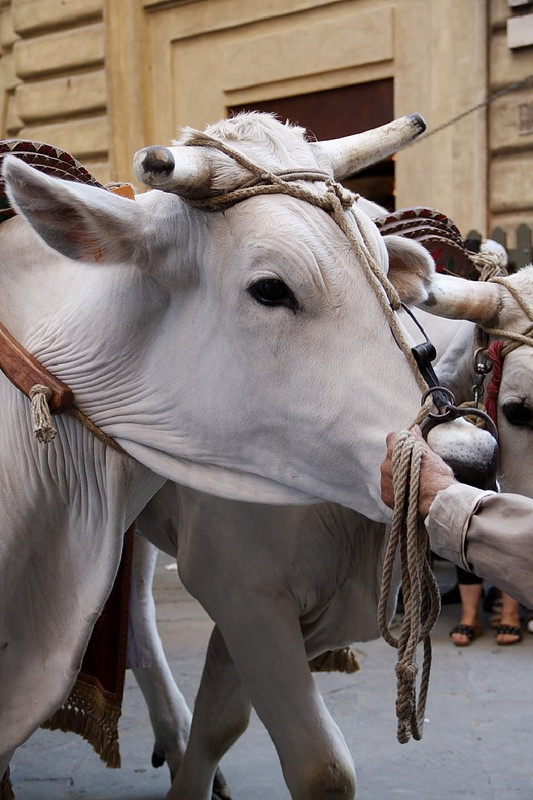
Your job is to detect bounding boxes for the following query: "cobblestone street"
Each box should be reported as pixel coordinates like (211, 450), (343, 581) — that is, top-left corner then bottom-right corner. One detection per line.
(9, 555), (533, 799)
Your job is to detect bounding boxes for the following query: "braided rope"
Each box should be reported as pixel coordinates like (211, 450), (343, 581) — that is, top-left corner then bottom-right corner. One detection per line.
(483, 323), (533, 354)
(472, 251), (508, 282)
(489, 275), (533, 323)
(377, 430), (441, 743)
(480, 276), (533, 356)
(410, 74), (533, 144)
(476, 276), (533, 422)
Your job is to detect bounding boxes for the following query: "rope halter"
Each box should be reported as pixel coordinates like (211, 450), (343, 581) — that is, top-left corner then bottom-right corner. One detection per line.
(178, 131), (444, 743)
(181, 130), (429, 394)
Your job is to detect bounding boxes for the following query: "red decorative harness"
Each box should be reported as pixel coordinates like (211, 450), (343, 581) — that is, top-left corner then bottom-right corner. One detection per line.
(486, 340), (505, 425)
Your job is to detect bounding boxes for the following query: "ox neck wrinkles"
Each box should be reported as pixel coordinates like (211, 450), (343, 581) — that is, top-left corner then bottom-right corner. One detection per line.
(182, 130), (428, 396)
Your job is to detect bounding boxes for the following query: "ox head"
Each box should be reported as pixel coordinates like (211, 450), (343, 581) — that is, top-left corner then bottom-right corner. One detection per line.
(2, 111), (488, 521)
(409, 266), (533, 496)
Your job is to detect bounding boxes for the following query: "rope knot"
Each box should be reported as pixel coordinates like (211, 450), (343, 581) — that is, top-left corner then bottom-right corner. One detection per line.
(29, 384), (57, 443)
(396, 662), (419, 682)
(325, 178), (355, 209)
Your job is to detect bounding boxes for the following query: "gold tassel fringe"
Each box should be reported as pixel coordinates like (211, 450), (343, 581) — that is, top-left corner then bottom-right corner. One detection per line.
(41, 678), (121, 768)
(309, 646), (361, 674)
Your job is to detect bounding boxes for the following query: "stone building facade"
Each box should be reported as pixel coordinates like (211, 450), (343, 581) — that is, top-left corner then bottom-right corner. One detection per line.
(1, 0), (532, 243)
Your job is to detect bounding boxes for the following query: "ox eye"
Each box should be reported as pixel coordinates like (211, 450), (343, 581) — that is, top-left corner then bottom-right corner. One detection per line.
(248, 278), (298, 311)
(502, 401), (533, 427)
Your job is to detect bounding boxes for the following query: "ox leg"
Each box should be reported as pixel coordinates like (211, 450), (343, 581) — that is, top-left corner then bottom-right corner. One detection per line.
(130, 534), (192, 779)
(166, 625), (249, 800)
(202, 601), (356, 800)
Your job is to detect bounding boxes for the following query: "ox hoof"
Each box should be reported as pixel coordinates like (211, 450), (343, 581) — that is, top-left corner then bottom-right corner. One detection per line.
(151, 749), (166, 769)
(213, 767), (232, 800)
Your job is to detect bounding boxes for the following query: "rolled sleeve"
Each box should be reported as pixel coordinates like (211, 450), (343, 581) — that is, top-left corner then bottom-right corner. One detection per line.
(425, 484), (493, 572)
(426, 484), (533, 607)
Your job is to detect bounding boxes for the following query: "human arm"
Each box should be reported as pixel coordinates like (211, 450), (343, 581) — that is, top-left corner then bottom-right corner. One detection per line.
(427, 484), (533, 608)
(380, 427), (533, 608)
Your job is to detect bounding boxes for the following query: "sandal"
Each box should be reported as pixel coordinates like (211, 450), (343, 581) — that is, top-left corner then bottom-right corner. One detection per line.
(494, 624), (522, 645)
(449, 623), (483, 646)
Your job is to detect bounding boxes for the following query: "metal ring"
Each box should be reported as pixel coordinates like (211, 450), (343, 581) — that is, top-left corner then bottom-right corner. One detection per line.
(421, 403), (498, 443)
(421, 385), (456, 408)
(427, 406), (457, 422)
(473, 347), (492, 375)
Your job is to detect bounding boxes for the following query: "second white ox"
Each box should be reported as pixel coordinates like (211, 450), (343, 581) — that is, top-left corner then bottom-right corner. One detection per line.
(0, 112), (495, 795)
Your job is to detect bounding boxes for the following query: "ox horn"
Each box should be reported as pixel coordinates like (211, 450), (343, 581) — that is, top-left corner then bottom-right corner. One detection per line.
(313, 113), (426, 180)
(134, 112), (427, 195)
(133, 145), (214, 196)
(418, 274), (502, 325)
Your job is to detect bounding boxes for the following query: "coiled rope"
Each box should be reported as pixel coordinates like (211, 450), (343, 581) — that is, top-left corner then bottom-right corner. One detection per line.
(377, 430), (441, 742)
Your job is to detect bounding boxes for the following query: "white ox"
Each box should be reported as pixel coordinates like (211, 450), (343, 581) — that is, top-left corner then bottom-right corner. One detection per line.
(109, 142), (531, 798)
(419, 265), (533, 501)
(0, 112), (497, 796)
(126, 263), (533, 800)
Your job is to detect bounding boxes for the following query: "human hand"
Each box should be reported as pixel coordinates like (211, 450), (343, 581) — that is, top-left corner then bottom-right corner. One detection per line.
(380, 425), (457, 518)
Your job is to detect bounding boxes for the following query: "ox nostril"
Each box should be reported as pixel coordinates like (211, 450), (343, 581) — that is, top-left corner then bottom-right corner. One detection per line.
(141, 147), (175, 177)
(502, 400), (533, 426)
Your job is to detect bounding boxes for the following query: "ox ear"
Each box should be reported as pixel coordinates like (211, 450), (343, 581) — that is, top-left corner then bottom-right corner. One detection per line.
(3, 156), (144, 265)
(383, 234), (436, 304)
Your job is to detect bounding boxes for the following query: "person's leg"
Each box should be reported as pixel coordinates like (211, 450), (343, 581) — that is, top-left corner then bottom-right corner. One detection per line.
(450, 567), (484, 646)
(525, 603), (533, 634)
(494, 592), (522, 645)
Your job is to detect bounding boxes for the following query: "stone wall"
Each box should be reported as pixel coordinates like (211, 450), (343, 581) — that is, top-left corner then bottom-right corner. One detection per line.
(0, 0), (110, 183)
(1, 0), (532, 241)
(489, 0), (533, 240)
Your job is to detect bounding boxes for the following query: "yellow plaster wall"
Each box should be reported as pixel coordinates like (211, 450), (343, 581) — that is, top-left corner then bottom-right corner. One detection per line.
(138, 0), (488, 233)
(0, 0), (531, 238)
(394, 0), (488, 234)
(1, 0), (110, 182)
(488, 0), (533, 237)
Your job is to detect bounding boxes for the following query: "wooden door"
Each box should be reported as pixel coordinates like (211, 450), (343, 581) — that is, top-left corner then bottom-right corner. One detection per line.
(229, 78), (395, 209)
